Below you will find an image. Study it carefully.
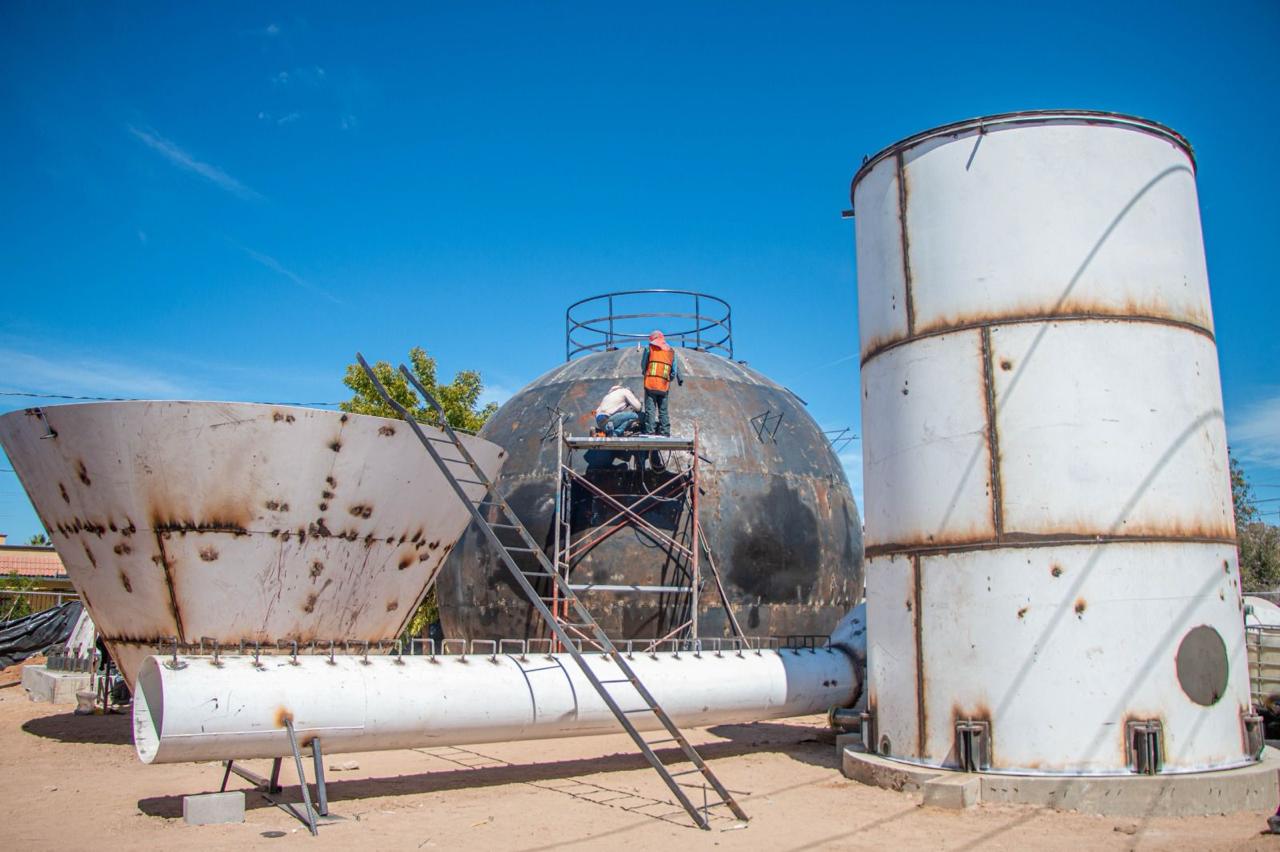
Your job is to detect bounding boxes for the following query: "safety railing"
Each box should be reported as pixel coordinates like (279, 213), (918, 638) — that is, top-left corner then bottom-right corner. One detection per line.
(565, 290), (733, 361)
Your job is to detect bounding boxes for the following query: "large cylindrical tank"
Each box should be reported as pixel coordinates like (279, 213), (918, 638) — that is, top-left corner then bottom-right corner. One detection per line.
(437, 346), (863, 641)
(852, 111), (1252, 774)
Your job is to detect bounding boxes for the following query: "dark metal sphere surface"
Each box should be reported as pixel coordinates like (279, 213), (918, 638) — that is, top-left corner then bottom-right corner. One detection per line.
(435, 348), (863, 640)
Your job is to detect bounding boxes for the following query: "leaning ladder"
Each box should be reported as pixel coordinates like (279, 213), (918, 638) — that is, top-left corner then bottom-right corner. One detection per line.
(356, 354), (748, 830)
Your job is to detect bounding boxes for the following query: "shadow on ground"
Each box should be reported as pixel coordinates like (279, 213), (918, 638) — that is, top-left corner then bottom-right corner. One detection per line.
(23, 709), (132, 746)
(136, 718), (840, 818)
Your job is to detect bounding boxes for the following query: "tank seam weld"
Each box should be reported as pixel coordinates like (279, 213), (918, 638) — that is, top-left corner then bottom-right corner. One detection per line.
(864, 534), (1236, 559)
(913, 553), (925, 758)
(895, 150), (916, 336)
(980, 327), (1005, 538)
(859, 312), (1215, 367)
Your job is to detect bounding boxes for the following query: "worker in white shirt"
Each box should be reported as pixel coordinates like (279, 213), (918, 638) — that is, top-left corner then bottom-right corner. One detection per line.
(594, 384), (642, 437)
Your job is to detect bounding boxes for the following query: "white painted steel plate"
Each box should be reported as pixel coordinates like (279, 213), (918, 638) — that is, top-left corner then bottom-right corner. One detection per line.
(991, 321), (1233, 539)
(0, 402), (505, 687)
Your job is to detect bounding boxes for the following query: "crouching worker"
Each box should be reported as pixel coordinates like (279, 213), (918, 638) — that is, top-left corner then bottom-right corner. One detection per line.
(642, 330), (682, 436)
(595, 383), (642, 436)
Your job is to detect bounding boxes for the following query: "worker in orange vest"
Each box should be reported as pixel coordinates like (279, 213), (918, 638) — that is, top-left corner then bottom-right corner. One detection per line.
(641, 330), (682, 436)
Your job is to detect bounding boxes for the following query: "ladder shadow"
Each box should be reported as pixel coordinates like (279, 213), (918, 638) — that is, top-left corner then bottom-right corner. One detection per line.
(135, 722), (834, 819)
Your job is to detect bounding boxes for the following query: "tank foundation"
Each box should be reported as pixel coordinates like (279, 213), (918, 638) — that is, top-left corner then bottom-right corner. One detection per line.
(838, 739), (1280, 816)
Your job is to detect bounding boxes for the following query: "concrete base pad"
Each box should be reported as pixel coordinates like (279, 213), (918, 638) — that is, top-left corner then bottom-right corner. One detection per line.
(184, 792), (245, 825)
(21, 666), (91, 704)
(842, 745), (1280, 817)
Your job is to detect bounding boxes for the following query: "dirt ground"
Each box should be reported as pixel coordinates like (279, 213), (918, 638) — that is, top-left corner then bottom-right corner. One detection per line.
(1, 673), (1276, 851)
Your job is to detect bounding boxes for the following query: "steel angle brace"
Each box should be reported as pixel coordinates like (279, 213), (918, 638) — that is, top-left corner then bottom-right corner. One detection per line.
(223, 723), (333, 836)
(565, 471), (695, 561)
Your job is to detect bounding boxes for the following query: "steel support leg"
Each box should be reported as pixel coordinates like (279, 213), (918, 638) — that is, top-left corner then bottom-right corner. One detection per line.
(311, 738), (329, 817)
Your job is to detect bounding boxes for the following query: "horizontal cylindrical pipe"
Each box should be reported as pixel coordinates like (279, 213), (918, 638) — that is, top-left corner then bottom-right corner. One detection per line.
(135, 648), (857, 764)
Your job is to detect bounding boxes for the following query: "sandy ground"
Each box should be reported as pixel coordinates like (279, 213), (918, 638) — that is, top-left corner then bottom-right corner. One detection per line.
(1, 674), (1276, 851)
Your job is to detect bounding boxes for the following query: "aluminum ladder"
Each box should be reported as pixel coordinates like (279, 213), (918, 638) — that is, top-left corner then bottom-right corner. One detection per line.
(356, 354), (748, 830)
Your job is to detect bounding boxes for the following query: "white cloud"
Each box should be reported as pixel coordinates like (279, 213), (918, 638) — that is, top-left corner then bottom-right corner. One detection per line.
(478, 384), (513, 408)
(276, 112), (301, 125)
(264, 23), (280, 36)
(340, 114), (358, 131)
(241, 247), (344, 306)
(128, 125), (262, 201)
(1231, 391), (1280, 469)
(0, 345), (192, 399)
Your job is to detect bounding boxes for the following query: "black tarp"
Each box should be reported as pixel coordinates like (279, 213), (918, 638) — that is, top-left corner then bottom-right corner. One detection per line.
(0, 601), (83, 669)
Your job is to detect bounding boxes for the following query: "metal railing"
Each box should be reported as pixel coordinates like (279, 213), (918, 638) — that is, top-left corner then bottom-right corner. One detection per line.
(565, 290), (733, 361)
(0, 588), (75, 620)
(1246, 625), (1280, 708)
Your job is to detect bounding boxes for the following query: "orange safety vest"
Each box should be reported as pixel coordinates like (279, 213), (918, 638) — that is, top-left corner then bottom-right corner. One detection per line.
(644, 345), (674, 393)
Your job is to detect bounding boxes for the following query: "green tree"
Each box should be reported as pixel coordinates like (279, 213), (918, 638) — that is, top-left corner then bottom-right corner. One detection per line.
(342, 347), (499, 642)
(1232, 452), (1280, 592)
(340, 347), (497, 433)
(27, 533), (50, 547)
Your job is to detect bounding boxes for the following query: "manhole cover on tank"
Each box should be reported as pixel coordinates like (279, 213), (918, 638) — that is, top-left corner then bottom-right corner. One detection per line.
(1175, 624), (1228, 706)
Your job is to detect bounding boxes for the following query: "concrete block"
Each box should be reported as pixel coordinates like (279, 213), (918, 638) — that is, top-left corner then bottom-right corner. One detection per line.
(183, 792), (245, 825)
(842, 746), (941, 793)
(923, 775), (980, 809)
(21, 665), (91, 704)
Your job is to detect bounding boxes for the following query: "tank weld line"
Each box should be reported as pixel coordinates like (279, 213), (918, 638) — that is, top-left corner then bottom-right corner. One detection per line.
(979, 327), (1004, 538)
(912, 554), (925, 758)
(865, 533), (1236, 559)
(850, 109), (1196, 196)
(859, 312), (1215, 367)
(895, 150), (916, 336)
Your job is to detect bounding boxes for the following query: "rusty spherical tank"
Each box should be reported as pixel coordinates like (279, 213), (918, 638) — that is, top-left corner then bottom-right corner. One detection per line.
(436, 347), (863, 641)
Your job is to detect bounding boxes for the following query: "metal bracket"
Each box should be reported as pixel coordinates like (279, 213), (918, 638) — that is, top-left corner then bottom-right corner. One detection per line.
(955, 719), (992, 772)
(1242, 710), (1265, 760)
(1125, 719), (1164, 775)
(749, 409), (784, 443)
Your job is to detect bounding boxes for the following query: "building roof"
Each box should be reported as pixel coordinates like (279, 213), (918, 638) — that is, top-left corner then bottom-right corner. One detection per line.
(0, 546), (67, 579)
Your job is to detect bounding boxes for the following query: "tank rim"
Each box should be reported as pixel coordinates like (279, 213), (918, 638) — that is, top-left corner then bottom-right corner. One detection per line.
(849, 109), (1196, 202)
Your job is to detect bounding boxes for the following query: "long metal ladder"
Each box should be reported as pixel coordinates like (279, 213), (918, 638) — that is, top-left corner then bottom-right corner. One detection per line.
(356, 354), (747, 830)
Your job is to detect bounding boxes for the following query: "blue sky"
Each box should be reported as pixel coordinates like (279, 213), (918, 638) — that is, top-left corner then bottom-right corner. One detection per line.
(2, 2), (1279, 539)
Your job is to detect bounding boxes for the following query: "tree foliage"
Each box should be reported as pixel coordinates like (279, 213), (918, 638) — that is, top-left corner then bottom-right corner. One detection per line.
(27, 533), (50, 547)
(340, 347), (497, 433)
(1232, 453), (1280, 592)
(341, 347), (499, 640)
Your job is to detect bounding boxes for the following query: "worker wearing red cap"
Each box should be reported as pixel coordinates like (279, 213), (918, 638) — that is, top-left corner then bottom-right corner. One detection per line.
(641, 330), (682, 436)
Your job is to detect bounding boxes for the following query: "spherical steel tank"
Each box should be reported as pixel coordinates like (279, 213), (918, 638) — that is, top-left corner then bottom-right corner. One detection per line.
(852, 111), (1252, 774)
(436, 344), (863, 642)
(0, 401), (504, 688)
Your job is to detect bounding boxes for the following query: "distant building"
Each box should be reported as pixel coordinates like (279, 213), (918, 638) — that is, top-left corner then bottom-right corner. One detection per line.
(0, 533), (74, 597)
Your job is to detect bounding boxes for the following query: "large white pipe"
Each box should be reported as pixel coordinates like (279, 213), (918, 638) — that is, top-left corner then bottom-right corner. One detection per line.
(134, 648), (857, 764)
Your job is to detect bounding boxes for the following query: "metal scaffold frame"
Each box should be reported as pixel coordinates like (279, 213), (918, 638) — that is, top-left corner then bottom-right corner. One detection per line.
(549, 423), (712, 651)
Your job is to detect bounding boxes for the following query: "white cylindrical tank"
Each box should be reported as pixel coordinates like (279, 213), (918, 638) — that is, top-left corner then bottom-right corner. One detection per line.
(851, 111), (1253, 775)
(133, 648), (858, 764)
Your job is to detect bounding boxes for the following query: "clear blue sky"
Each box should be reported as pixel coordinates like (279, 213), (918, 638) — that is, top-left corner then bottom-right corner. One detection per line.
(2, 2), (1279, 540)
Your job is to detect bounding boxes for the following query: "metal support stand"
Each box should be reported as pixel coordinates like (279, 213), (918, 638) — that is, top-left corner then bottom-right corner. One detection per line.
(311, 738), (329, 817)
(284, 720), (319, 836)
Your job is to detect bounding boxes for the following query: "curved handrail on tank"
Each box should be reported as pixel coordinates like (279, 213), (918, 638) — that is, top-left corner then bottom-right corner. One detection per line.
(565, 290), (733, 361)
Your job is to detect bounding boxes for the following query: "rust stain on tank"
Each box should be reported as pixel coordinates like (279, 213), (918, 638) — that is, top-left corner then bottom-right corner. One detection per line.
(119, 571), (133, 593)
(274, 707), (294, 728)
(349, 504), (373, 519)
(1074, 598), (1087, 616)
(82, 543), (97, 568)
(303, 593), (318, 614)
(113, 542), (131, 555)
(1051, 563), (1063, 577)
(378, 425), (396, 437)
(386, 600), (399, 612)
(58, 482), (70, 504)
(310, 561), (324, 579)
(76, 460), (91, 486)
(199, 546), (219, 562)
(329, 440), (342, 453)
(1017, 606), (1028, 619)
